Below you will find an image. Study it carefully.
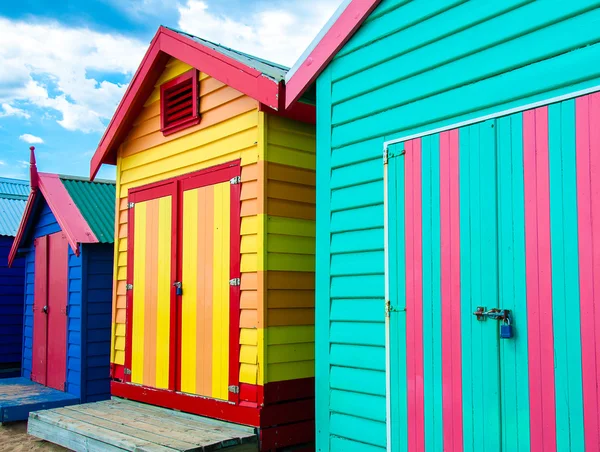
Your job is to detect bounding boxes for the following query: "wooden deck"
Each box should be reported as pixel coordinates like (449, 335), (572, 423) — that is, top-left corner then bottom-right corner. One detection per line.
(28, 398), (259, 452)
(0, 377), (79, 423)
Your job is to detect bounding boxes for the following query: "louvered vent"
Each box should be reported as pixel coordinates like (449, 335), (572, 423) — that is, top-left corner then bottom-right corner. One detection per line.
(160, 69), (200, 135)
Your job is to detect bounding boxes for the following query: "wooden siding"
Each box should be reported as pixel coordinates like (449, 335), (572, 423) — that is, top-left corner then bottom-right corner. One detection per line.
(0, 236), (25, 367)
(110, 57), (262, 389)
(81, 244), (113, 403)
(316, 1), (600, 451)
(263, 114), (315, 384)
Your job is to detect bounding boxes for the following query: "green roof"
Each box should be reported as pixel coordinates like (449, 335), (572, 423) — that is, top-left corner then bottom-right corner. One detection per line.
(60, 176), (116, 244)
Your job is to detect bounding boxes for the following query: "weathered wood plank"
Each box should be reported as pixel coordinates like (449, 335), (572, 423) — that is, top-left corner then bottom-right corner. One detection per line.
(66, 403), (236, 448)
(30, 410), (176, 452)
(28, 416), (125, 452)
(58, 406), (200, 451)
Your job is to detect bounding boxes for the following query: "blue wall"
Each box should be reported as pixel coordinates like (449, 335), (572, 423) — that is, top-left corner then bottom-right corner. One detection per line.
(0, 236), (25, 370)
(315, 1), (600, 450)
(21, 198), (112, 402)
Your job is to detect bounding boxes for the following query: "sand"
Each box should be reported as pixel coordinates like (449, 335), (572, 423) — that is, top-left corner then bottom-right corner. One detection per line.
(0, 422), (67, 451)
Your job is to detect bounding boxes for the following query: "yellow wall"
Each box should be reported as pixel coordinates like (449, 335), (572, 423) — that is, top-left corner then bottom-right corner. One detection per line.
(110, 57), (316, 389)
(111, 58), (261, 389)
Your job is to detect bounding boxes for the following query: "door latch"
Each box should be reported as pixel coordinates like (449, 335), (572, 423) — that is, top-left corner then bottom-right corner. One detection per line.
(473, 307), (513, 339)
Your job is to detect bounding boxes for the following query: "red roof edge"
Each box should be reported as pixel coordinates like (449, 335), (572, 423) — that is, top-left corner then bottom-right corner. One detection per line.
(90, 26), (283, 180)
(8, 173), (99, 266)
(284, 0), (382, 109)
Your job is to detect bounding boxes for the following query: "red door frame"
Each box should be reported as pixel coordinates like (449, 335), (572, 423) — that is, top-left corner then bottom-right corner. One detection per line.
(46, 233), (69, 391)
(32, 236), (48, 385)
(123, 160), (242, 406)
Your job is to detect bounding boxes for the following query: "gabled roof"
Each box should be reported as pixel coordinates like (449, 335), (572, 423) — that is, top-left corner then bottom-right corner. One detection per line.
(90, 26), (289, 180)
(0, 177), (29, 237)
(284, 0), (382, 108)
(9, 149), (116, 266)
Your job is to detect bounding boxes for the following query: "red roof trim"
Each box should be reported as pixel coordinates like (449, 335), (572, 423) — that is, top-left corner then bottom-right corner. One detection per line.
(90, 26), (283, 180)
(8, 174), (98, 266)
(284, 0), (382, 109)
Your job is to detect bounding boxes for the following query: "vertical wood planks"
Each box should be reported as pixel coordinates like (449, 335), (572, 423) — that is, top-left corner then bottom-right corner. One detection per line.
(548, 100), (585, 451)
(576, 93), (600, 451)
(523, 107), (557, 452)
(439, 129), (463, 452)
(497, 113), (531, 451)
(404, 139), (424, 452)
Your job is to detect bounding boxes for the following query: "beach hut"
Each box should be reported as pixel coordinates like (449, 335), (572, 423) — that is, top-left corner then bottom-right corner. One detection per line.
(285, 1), (600, 451)
(0, 149), (115, 423)
(89, 27), (316, 450)
(0, 177), (28, 378)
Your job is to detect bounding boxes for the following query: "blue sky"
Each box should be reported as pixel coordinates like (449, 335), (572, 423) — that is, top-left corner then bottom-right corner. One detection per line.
(0, 0), (341, 181)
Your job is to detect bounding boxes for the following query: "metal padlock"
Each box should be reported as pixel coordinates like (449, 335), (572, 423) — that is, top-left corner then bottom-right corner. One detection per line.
(500, 316), (513, 339)
(173, 281), (183, 296)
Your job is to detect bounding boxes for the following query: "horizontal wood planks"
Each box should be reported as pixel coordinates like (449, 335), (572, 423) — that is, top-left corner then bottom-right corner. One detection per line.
(28, 399), (258, 451)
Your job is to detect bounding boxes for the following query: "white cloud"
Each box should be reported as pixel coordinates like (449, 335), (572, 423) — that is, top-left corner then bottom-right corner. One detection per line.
(177, 0), (342, 67)
(17, 160), (30, 168)
(0, 18), (147, 133)
(0, 103), (31, 119)
(0, 160), (5, 165)
(19, 134), (44, 144)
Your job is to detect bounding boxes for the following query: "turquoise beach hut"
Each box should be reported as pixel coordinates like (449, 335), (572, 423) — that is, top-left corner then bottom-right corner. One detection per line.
(285, 1), (600, 451)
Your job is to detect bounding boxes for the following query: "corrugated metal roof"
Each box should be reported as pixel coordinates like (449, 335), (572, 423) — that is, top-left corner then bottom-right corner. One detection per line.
(60, 176), (116, 244)
(0, 178), (29, 237)
(169, 27), (289, 83)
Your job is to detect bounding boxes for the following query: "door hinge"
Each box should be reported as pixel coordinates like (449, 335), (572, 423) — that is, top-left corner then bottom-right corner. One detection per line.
(228, 385), (240, 394)
(128, 202), (135, 209)
(126, 283), (133, 291)
(385, 300), (406, 317)
(124, 368), (132, 376)
(229, 278), (241, 287)
(63, 381), (67, 391)
(230, 176), (241, 185)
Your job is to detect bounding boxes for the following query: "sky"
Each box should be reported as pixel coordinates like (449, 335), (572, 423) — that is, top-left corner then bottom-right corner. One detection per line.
(0, 0), (343, 181)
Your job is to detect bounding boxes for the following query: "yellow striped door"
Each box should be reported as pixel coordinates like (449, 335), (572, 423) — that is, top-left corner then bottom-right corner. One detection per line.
(130, 196), (172, 389)
(180, 182), (231, 399)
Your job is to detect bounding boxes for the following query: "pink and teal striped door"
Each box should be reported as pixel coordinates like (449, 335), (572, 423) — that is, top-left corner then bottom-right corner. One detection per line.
(386, 91), (600, 452)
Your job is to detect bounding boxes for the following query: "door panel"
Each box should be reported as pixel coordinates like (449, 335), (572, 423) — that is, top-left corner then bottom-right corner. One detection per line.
(130, 194), (173, 390)
(180, 181), (231, 400)
(458, 121), (502, 452)
(32, 236), (48, 385)
(46, 232), (68, 391)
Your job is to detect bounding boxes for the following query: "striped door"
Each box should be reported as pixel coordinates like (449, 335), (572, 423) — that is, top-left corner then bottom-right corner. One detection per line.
(386, 91), (600, 451)
(128, 185), (175, 390)
(179, 181), (233, 400)
(125, 163), (241, 403)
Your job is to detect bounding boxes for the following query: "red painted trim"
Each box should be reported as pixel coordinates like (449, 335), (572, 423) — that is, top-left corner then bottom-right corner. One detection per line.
(124, 196), (135, 383)
(259, 102), (316, 125)
(172, 180), (181, 392)
(8, 189), (37, 267)
(523, 107), (557, 452)
(263, 377), (314, 405)
(229, 173), (241, 403)
(46, 232), (69, 392)
(32, 236), (48, 386)
(90, 26), (282, 180)
(259, 420), (315, 451)
(9, 172), (99, 264)
(405, 139), (425, 452)
(111, 380), (261, 426)
(111, 363), (126, 381)
(284, 0), (382, 109)
(576, 93), (600, 451)
(439, 129), (463, 451)
(160, 68), (200, 136)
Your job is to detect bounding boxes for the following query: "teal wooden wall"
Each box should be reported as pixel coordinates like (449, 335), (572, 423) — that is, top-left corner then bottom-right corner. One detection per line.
(315, 0), (600, 450)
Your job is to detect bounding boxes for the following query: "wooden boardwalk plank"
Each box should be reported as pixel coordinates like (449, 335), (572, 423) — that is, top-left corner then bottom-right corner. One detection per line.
(65, 403), (235, 448)
(58, 406), (200, 451)
(29, 410), (177, 452)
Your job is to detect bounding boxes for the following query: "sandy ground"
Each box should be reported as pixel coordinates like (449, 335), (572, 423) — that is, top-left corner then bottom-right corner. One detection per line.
(0, 422), (67, 451)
